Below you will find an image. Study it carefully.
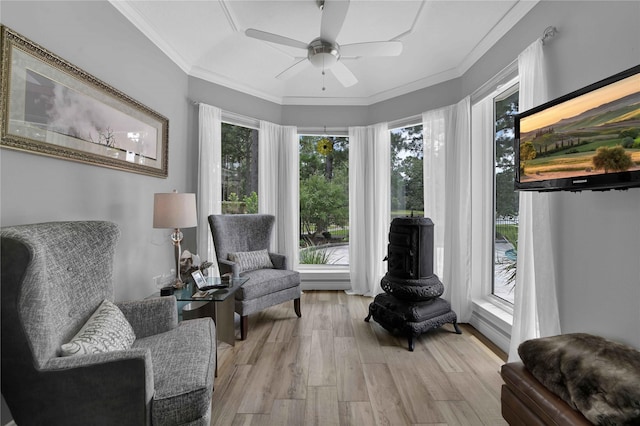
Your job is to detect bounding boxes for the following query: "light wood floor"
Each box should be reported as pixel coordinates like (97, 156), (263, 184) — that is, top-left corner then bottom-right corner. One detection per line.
(212, 290), (507, 426)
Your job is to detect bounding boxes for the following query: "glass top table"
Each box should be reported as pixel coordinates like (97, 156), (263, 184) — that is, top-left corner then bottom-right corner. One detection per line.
(151, 275), (249, 351)
(170, 276), (249, 302)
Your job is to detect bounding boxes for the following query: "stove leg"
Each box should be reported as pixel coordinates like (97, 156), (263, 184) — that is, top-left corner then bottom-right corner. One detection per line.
(364, 305), (372, 322)
(408, 336), (415, 352)
(453, 322), (462, 334)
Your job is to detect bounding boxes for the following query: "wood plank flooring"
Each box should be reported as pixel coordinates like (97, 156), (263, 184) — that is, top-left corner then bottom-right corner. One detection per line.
(211, 291), (507, 426)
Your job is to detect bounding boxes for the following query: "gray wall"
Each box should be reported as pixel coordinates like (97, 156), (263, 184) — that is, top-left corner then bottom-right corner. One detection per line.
(485, 0), (640, 348)
(531, 1), (640, 347)
(0, 1), (196, 305)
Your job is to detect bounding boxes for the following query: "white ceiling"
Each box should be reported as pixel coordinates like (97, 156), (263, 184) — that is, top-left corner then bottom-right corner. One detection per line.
(110, 0), (538, 106)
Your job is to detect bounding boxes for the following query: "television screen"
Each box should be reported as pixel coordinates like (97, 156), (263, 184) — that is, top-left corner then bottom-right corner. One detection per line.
(515, 65), (640, 191)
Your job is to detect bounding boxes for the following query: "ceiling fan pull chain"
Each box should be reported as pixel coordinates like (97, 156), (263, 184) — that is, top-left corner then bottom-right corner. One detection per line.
(322, 55), (326, 91)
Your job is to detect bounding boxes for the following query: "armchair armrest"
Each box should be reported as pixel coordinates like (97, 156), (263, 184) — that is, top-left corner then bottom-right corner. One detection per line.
(42, 349), (154, 424)
(218, 258), (235, 276)
(268, 252), (287, 269)
(117, 297), (177, 338)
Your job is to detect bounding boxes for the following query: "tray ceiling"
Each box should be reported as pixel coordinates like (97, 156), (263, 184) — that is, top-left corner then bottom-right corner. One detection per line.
(110, 0), (538, 105)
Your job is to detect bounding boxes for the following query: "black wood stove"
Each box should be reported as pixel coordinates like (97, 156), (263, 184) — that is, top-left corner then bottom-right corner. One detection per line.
(365, 216), (461, 351)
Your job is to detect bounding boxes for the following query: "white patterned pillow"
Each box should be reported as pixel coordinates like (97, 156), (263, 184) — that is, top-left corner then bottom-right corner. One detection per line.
(60, 300), (136, 357)
(228, 249), (274, 273)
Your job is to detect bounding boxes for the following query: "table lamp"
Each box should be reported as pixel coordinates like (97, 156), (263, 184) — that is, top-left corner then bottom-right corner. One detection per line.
(153, 190), (198, 288)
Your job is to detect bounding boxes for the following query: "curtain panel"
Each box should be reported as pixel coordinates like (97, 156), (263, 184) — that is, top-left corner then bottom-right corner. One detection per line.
(197, 103), (222, 276)
(258, 121), (300, 267)
(508, 39), (561, 362)
(422, 98), (473, 322)
(348, 123), (390, 296)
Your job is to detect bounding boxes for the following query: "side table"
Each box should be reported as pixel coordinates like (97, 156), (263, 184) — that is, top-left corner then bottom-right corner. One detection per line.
(151, 276), (248, 346)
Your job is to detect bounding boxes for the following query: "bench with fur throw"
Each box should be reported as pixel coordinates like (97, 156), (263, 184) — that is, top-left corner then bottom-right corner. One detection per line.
(513, 333), (640, 425)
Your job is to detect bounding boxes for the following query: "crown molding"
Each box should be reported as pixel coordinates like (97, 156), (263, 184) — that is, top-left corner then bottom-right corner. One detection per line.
(111, 0), (539, 107)
(456, 0), (539, 77)
(108, 0), (192, 74)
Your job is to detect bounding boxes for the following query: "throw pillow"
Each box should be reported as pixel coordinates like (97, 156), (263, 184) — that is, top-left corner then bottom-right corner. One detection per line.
(60, 299), (136, 357)
(228, 249), (274, 273)
(518, 333), (640, 425)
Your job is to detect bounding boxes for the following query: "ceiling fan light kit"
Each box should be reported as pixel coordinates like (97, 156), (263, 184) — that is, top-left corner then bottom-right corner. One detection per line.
(244, 0), (402, 90)
(308, 38), (339, 69)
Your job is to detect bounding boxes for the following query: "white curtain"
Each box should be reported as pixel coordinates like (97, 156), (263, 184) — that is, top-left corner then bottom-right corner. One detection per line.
(508, 39), (561, 362)
(348, 123), (390, 296)
(197, 103), (222, 277)
(423, 97), (473, 322)
(258, 121), (300, 267)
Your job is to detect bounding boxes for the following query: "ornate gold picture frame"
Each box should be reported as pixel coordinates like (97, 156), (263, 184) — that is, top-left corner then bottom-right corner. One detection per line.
(0, 26), (169, 178)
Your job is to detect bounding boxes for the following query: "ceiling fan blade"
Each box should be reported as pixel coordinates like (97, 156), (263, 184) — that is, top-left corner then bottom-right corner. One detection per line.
(340, 41), (403, 57)
(245, 28), (308, 51)
(320, 0), (350, 42)
(330, 61), (357, 87)
(276, 59), (310, 80)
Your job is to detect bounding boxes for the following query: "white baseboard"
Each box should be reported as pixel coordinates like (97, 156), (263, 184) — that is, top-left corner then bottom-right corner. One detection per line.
(300, 269), (351, 291)
(469, 300), (512, 354)
(301, 280), (351, 291)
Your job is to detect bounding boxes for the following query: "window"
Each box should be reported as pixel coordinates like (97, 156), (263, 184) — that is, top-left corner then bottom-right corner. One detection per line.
(221, 122), (258, 214)
(390, 124), (424, 218)
(299, 135), (349, 266)
(493, 83), (519, 304)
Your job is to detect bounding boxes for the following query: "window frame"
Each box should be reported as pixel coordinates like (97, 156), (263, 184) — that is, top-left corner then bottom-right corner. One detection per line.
(220, 118), (260, 215)
(297, 131), (351, 278)
(491, 80), (519, 305)
(469, 64), (519, 353)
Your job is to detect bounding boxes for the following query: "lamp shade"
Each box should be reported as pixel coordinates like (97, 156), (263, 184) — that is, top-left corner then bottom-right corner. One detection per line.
(153, 192), (197, 229)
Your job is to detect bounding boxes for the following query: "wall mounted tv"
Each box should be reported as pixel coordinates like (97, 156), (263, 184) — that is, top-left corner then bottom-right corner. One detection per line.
(515, 65), (640, 192)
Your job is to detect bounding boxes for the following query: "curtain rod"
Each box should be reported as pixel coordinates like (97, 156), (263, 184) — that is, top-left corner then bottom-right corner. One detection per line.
(541, 26), (558, 45)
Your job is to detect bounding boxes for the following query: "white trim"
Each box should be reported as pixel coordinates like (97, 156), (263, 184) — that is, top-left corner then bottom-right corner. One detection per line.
(300, 268), (351, 291)
(111, 1), (538, 107)
(221, 110), (260, 130)
(388, 115), (422, 131)
(470, 298), (513, 354)
(471, 59), (518, 103)
(298, 127), (349, 136)
(108, 1), (192, 75)
(457, 1), (538, 82)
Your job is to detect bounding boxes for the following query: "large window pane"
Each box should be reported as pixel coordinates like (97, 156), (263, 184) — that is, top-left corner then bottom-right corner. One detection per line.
(493, 86), (519, 304)
(391, 125), (424, 219)
(221, 122), (258, 214)
(299, 135), (349, 265)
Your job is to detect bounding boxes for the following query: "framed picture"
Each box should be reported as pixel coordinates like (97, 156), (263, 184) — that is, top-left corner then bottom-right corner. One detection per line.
(191, 269), (207, 290)
(0, 26), (169, 178)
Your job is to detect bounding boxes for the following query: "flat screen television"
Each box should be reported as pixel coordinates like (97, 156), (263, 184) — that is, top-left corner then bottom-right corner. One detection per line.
(515, 64), (640, 192)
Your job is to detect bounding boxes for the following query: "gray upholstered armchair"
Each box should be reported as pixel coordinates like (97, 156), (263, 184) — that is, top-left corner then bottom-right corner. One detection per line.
(1, 221), (216, 426)
(208, 214), (301, 340)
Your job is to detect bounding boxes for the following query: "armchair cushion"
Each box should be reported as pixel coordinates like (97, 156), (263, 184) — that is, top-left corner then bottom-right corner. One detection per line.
(133, 317), (216, 426)
(228, 249), (274, 273)
(60, 299), (135, 357)
(237, 268), (300, 300)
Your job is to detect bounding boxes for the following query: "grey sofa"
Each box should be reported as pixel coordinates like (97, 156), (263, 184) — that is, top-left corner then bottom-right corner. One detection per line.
(1, 221), (216, 426)
(208, 214), (301, 340)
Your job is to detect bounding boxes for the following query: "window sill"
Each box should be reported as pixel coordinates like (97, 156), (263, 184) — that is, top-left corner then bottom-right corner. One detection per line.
(470, 297), (513, 354)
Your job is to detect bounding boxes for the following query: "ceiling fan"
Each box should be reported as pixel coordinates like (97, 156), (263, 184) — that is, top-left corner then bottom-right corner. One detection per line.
(244, 0), (403, 89)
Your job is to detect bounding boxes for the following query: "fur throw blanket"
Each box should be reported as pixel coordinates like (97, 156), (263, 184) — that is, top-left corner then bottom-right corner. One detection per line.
(519, 333), (640, 425)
